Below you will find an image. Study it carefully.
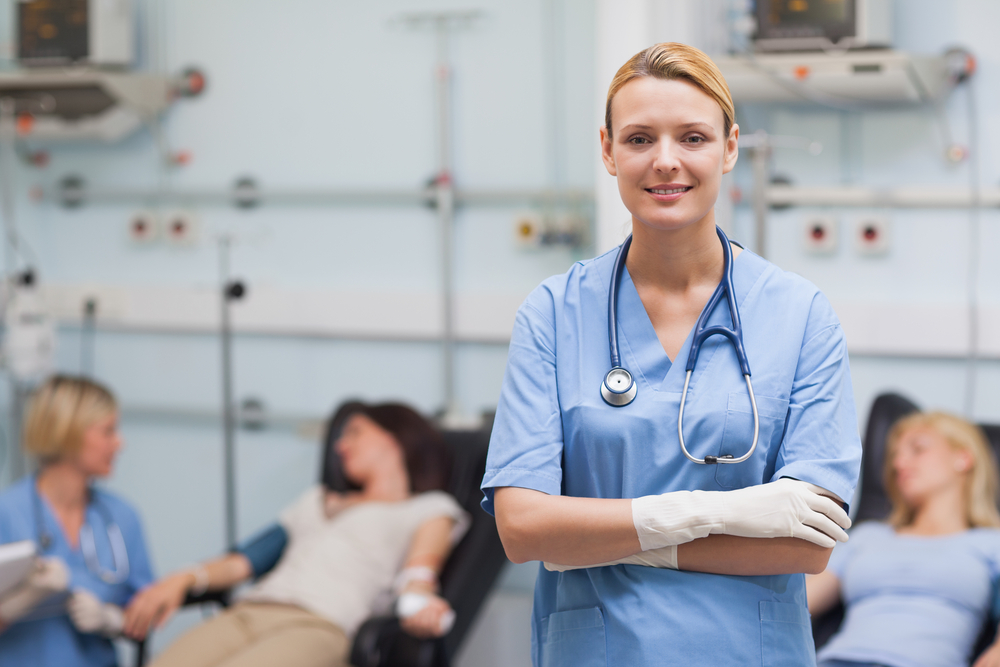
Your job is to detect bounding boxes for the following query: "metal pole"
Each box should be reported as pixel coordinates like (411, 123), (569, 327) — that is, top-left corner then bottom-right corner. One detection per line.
(219, 236), (237, 550)
(434, 17), (457, 420)
(750, 130), (770, 259)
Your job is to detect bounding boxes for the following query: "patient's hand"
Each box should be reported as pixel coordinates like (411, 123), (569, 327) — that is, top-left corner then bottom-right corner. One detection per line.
(400, 593), (453, 639)
(122, 573), (190, 640)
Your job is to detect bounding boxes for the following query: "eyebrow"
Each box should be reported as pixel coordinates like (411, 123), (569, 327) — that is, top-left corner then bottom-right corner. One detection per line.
(620, 122), (714, 132)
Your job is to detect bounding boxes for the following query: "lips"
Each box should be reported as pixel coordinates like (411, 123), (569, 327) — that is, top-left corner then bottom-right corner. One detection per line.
(647, 186), (692, 195)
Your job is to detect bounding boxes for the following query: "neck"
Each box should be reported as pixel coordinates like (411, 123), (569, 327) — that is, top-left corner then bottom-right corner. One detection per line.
(36, 462), (89, 512)
(904, 485), (969, 535)
(360, 467), (411, 503)
(626, 217), (724, 292)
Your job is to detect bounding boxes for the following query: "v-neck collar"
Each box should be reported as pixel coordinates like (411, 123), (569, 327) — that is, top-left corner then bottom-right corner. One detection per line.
(613, 249), (766, 394)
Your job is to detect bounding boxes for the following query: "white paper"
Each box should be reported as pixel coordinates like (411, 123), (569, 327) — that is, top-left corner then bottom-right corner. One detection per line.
(0, 541), (37, 598)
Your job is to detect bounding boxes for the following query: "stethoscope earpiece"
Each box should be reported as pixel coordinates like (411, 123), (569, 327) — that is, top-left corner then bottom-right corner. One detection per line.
(601, 367), (637, 406)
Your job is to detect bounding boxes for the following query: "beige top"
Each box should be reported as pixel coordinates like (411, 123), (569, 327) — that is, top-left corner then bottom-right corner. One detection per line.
(242, 486), (469, 635)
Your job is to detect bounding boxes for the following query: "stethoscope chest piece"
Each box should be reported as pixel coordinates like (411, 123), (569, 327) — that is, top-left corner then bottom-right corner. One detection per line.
(601, 367), (636, 406)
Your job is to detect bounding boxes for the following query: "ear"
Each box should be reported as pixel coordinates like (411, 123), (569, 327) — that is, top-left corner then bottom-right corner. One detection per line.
(955, 450), (974, 474)
(600, 126), (617, 177)
(722, 124), (739, 175)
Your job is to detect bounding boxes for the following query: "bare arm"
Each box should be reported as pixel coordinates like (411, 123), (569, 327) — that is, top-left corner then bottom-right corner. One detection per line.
(805, 569), (842, 615)
(122, 553), (252, 640)
(496, 486), (833, 575)
(679, 535), (832, 576)
(494, 487), (639, 565)
(398, 516), (458, 639)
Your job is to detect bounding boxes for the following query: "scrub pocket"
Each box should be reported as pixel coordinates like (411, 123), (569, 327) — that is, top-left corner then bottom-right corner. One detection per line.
(715, 392), (789, 489)
(540, 607), (607, 667)
(759, 601), (815, 667)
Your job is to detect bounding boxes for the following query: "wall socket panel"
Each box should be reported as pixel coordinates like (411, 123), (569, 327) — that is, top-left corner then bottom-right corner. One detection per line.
(128, 211), (159, 244)
(163, 211), (199, 246)
(803, 216), (838, 254)
(854, 216), (890, 255)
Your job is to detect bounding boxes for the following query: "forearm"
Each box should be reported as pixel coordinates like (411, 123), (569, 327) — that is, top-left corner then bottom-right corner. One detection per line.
(677, 535), (832, 576)
(173, 553), (253, 594)
(494, 487), (639, 565)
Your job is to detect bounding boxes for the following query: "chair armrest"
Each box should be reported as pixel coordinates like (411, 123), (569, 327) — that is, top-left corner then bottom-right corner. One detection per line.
(350, 616), (447, 667)
(183, 589), (232, 608)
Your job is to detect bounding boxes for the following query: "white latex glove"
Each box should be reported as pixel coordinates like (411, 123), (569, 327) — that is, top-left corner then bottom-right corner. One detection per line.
(68, 589), (124, 637)
(633, 478), (850, 551)
(545, 545), (678, 572)
(0, 557), (69, 623)
(396, 593), (456, 635)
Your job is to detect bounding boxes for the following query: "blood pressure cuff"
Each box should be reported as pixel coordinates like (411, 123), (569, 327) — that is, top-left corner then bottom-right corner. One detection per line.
(232, 523), (288, 578)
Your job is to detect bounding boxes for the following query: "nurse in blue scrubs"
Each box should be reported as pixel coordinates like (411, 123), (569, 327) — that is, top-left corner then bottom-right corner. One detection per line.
(0, 375), (154, 666)
(482, 43), (863, 666)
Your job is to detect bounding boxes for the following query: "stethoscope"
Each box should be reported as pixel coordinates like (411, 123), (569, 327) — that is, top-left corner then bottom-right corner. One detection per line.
(31, 477), (130, 585)
(601, 225), (760, 465)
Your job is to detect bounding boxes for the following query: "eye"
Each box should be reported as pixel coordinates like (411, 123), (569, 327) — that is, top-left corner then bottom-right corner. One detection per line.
(684, 134), (707, 144)
(627, 136), (650, 145)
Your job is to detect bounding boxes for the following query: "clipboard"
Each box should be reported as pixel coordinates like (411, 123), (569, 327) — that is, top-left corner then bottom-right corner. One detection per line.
(0, 540), (36, 598)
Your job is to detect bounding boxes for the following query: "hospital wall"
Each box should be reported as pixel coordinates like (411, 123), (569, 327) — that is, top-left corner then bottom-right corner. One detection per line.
(0, 1), (998, 665)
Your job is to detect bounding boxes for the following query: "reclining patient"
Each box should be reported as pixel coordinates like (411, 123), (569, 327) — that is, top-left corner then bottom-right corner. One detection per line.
(124, 401), (468, 667)
(807, 412), (1000, 667)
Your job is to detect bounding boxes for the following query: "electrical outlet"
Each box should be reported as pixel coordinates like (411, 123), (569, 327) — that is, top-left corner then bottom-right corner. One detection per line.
(164, 211), (199, 247)
(803, 216), (838, 254)
(854, 216), (890, 255)
(513, 212), (542, 248)
(128, 211), (159, 244)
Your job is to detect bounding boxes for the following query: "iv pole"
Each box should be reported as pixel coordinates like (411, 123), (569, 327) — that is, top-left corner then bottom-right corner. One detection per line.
(399, 11), (481, 425)
(218, 235), (246, 549)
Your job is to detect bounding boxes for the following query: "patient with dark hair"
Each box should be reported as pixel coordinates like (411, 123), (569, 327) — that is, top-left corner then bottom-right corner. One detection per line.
(124, 401), (468, 667)
(807, 412), (1000, 667)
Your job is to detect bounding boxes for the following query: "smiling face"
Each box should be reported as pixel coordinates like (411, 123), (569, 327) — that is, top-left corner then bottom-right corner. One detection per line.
(891, 425), (972, 509)
(72, 412), (122, 478)
(601, 76), (738, 235)
(335, 413), (406, 487)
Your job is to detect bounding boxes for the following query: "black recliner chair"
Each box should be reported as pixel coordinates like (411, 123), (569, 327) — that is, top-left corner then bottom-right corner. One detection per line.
(811, 392), (1000, 661)
(138, 408), (508, 667)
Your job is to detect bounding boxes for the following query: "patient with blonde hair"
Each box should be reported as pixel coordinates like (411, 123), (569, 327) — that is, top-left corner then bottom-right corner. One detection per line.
(808, 411), (1000, 667)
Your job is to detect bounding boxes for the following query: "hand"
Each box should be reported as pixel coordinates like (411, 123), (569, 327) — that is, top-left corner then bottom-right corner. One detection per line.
(973, 641), (1000, 667)
(122, 572), (191, 640)
(397, 593), (455, 638)
(717, 479), (850, 547)
(633, 478), (851, 552)
(0, 557), (69, 623)
(68, 589), (123, 637)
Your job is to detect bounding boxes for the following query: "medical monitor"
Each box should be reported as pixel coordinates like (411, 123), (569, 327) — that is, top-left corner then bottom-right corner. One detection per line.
(753, 0), (892, 52)
(17, 0), (134, 68)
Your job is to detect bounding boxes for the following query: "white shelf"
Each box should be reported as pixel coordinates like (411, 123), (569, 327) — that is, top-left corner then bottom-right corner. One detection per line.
(715, 50), (955, 106)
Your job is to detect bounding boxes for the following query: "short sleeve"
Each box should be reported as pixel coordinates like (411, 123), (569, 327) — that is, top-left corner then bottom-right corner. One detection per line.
(123, 510), (155, 597)
(409, 491), (470, 545)
(771, 295), (862, 509)
(826, 521), (882, 579)
(481, 291), (565, 515)
(278, 485), (323, 533)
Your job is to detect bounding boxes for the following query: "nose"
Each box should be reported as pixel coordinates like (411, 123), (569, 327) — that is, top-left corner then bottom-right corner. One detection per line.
(651, 138), (682, 173)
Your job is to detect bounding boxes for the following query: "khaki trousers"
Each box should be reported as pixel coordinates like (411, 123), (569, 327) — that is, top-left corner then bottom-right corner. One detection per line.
(149, 602), (350, 667)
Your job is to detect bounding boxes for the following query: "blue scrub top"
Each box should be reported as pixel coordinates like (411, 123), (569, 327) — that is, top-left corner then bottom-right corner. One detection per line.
(482, 247), (862, 667)
(0, 476), (155, 667)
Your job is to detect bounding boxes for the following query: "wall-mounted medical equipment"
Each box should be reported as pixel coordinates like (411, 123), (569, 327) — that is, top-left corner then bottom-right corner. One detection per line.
(1, 273), (56, 382)
(18, 0), (134, 68)
(754, 0), (891, 52)
(0, 68), (203, 142)
(716, 49), (962, 106)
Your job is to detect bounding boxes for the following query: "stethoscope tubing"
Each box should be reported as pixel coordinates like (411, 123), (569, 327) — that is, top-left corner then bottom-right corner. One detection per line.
(31, 478), (130, 585)
(603, 225), (759, 465)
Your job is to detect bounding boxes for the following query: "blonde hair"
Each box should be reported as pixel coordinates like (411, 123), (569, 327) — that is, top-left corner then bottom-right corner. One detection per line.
(883, 411), (1000, 529)
(22, 375), (117, 464)
(605, 42), (735, 140)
